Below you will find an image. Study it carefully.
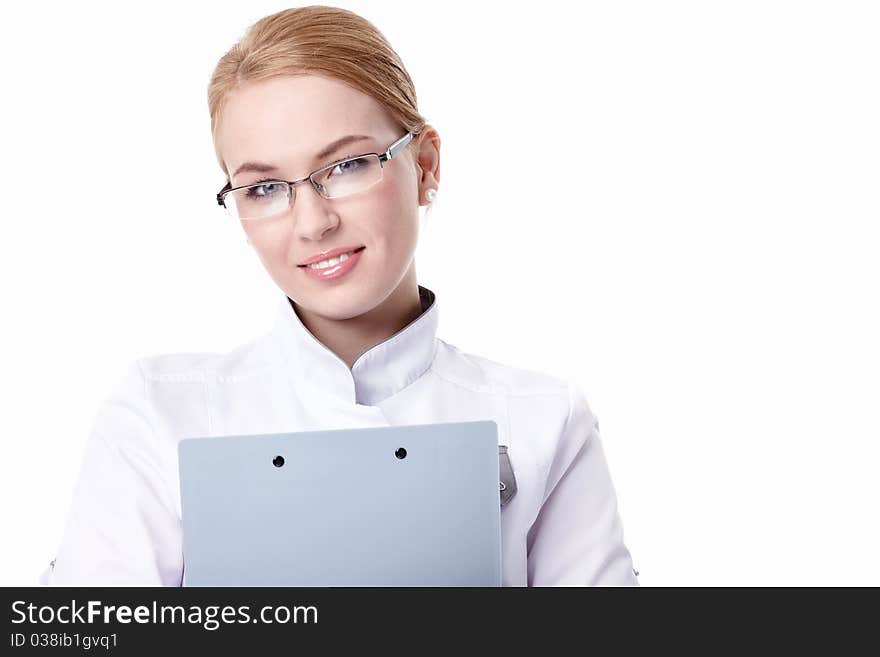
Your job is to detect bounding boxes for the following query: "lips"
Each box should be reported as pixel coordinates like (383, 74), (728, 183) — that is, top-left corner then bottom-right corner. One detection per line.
(300, 245), (365, 281)
(297, 246), (365, 267)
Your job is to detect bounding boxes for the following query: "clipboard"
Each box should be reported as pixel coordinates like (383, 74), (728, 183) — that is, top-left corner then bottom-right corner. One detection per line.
(178, 420), (504, 586)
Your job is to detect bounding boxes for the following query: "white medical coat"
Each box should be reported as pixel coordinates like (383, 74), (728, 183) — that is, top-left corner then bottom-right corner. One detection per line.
(43, 285), (639, 586)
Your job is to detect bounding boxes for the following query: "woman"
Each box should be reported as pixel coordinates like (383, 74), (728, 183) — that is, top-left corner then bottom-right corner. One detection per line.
(44, 5), (639, 587)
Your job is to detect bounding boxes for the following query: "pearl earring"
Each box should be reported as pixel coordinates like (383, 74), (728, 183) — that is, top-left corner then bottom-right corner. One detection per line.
(426, 188), (437, 203)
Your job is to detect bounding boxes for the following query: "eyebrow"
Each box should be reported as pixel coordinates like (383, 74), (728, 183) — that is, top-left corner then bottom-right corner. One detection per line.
(231, 134), (374, 178)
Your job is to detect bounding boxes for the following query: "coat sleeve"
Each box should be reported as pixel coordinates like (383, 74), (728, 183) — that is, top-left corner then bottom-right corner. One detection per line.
(46, 360), (183, 586)
(526, 382), (639, 586)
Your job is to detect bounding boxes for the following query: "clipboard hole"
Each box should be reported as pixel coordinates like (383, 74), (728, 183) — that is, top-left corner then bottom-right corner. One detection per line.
(395, 447), (407, 460)
(272, 455), (285, 468)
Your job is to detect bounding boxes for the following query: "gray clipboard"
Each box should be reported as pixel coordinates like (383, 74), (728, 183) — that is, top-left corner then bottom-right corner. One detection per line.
(178, 420), (503, 586)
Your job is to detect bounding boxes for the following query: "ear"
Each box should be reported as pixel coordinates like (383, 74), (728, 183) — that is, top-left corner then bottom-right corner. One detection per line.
(413, 125), (441, 206)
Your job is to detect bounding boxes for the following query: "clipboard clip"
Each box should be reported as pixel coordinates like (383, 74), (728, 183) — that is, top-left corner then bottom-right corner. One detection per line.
(499, 445), (517, 507)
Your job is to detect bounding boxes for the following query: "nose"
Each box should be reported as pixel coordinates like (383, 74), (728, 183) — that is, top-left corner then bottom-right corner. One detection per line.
(291, 181), (339, 241)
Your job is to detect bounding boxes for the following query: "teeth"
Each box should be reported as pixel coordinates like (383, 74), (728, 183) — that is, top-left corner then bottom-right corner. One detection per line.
(308, 252), (352, 269)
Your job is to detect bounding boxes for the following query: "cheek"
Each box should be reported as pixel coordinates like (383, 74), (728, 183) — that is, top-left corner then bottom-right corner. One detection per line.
(364, 177), (419, 251)
(244, 221), (291, 264)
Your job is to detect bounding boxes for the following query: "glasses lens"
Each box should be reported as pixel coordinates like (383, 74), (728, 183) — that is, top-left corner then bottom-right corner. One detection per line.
(225, 181), (291, 220)
(312, 154), (382, 199)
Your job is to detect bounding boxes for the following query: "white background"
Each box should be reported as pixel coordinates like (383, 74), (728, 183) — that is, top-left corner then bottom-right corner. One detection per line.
(1, 0), (877, 586)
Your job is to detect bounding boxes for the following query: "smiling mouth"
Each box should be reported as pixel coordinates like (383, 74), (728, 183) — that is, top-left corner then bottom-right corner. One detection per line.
(297, 246), (366, 268)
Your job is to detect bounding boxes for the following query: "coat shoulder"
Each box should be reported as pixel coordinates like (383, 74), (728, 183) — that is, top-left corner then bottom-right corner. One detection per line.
(136, 330), (278, 384)
(434, 339), (571, 398)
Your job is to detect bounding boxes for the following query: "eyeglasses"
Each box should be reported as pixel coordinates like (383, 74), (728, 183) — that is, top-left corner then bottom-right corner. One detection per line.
(216, 131), (413, 221)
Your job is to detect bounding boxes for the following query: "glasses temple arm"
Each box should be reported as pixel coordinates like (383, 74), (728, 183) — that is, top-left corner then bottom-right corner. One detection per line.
(217, 181), (232, 206)
(381, 131), (414, 162)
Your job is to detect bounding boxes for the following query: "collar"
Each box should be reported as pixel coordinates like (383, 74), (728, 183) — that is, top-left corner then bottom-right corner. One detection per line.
(272, 285), (439, 406)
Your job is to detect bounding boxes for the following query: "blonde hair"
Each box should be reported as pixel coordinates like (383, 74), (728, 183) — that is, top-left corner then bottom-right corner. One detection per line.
(207, 5), (427, 178)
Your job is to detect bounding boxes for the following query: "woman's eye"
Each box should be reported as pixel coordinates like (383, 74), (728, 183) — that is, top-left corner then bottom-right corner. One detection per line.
(330, 157), (366, 177)
(247, 182), (284, 198)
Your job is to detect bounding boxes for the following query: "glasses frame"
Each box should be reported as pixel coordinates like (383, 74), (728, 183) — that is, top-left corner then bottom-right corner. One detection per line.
(216, 131), (414, 220)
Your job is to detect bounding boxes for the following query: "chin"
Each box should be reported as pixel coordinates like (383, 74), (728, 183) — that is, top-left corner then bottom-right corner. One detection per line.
(295, 290), (379, 321)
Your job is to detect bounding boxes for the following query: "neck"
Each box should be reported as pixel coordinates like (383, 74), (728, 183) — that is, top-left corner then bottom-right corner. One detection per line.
(292, 266), (423, 370)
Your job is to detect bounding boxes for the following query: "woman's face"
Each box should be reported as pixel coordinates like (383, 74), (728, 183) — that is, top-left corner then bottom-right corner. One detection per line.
(214, 74), (437, 320)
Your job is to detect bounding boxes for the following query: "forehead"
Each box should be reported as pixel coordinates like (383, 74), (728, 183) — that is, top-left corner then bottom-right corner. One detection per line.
(216, 74), (394, 176)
